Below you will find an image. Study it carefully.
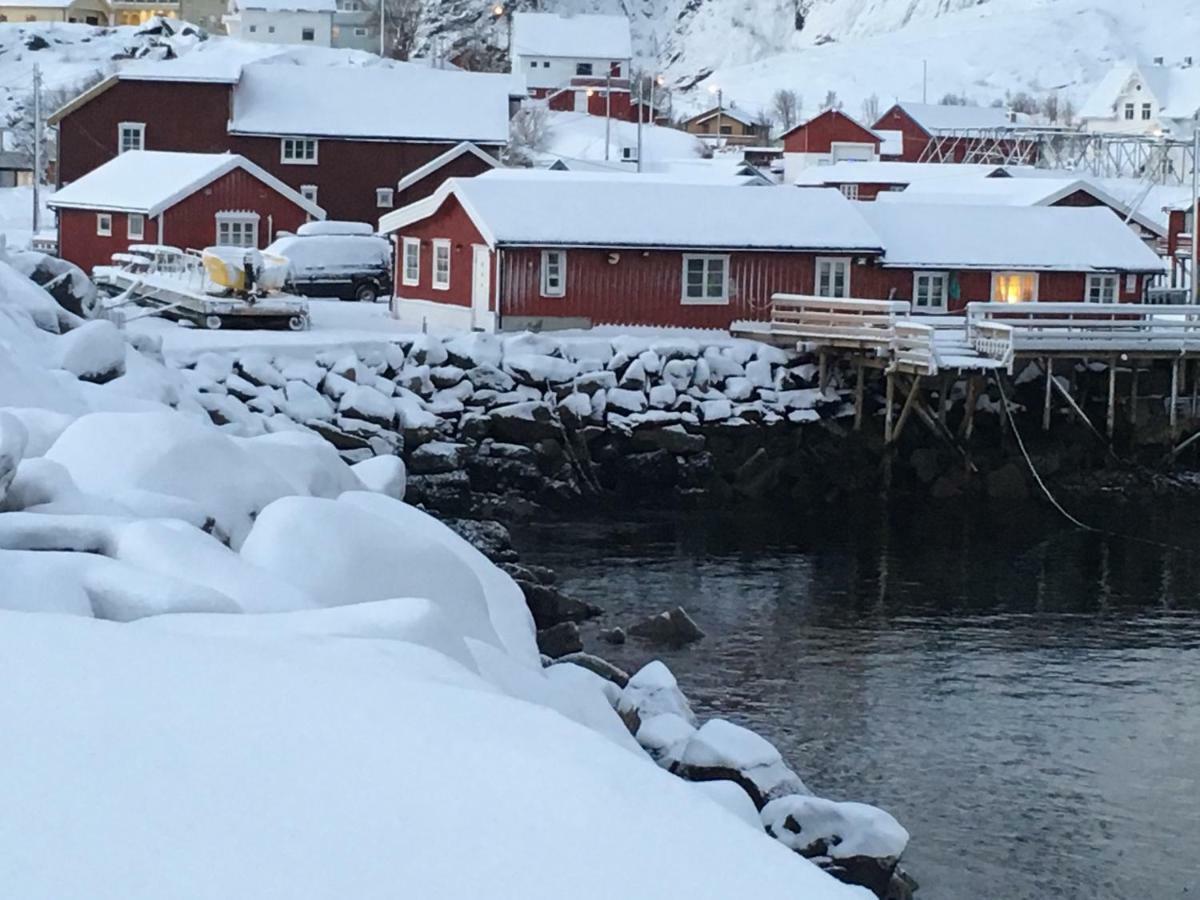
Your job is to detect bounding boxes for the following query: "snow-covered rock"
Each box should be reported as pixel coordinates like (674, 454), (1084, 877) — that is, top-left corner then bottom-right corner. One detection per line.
(762, 795), (910, 862)
(351, 454), (407, 500)
(618, 660), (697, 730)
(675, 718), (810, 809)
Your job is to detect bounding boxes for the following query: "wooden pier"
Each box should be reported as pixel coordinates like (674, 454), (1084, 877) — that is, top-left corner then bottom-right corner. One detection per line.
(735, 294), (1200, 453)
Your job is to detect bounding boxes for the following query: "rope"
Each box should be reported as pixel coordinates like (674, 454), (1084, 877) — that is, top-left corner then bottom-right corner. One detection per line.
(993, 373), (1188, 552)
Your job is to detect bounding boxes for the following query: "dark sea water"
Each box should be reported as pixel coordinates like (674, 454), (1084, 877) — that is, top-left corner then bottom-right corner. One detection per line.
(512, 498), (1200, 899)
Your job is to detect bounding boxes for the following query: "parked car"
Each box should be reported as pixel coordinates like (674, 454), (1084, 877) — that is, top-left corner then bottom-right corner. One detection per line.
(266, 221), (392, 302)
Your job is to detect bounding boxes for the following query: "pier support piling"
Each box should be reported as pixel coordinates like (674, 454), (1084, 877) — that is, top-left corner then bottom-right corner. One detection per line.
(1171, 358), (1181, 433)
(853, 360), (865, 432)
(1042, 357), (1053, 432)
(1107, 358), (1118, 439)
(884, 371), (896, 444)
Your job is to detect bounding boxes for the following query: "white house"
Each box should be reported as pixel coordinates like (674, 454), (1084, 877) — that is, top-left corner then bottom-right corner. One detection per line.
(510, 12), (632, 116)
(223, 0), (336, 46)
(1080, 61), (1200, 137)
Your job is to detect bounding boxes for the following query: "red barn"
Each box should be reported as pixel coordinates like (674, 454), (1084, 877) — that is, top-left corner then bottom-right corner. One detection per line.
(48, 56), (511, 226)
(872, 101), (1033, 164)
(47, 150), (323, 274)
(780, 109), (881, 184)
(853, 203), (1164, 313)
(379, 173), (884, 332)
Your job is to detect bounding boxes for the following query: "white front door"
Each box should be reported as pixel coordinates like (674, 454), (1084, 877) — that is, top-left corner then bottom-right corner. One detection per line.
(471, 244), (491, 330)
(574, 90), (588, 113)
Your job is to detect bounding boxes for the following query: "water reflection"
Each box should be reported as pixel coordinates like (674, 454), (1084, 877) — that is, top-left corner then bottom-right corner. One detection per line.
(514, 500), (1200, 899)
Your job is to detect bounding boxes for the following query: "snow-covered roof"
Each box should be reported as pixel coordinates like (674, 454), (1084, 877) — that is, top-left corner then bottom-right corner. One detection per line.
(481, 166), (766, 188)
(47, 151), (325, 219)
(395, 142), (500, 193)
(233, 0), (336, 10)
(874, 174), (1166, 236)
(511, 12), (632, 60)
(857, 203), (1165, 273)
(1080, 62), (1200, 122)
(793, 161), (1006, 187)
(687, 106), (759, 128)
(890, 101), (1021, 133)
(535, 110), (705, 167)
(228, 63), (512, 143)
(382, 176), (882, 252)
(0, 0), (72, 7)
(118, 41), (298, 83)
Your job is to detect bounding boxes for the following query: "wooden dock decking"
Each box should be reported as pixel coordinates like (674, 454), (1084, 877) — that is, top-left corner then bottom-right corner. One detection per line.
(733, 294), (1200, 447)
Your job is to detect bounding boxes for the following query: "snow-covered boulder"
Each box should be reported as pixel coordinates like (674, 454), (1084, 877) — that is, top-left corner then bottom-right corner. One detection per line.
(53, 320), (126, 384)
(338, 385), (396, 427)
(617, 660), (697, 731)
(351, 455), (406, 500)
(607, 387), (647, 415)
(0, 412), (30, 504)
(283, 380), (335, 421)
(674, 718), (809, 809)
(636, 711), (697, 767)
(692, 778), (764, 831)
(504, 353), (578, 386)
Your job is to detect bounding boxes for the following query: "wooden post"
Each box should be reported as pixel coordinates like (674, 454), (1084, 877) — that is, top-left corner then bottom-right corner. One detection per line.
(818, 352), (828, 392)
(884, 370), (895, 443)
(1042, 357), (1053, 432)
(853, 360), (865, 432)
(1107, 357), (1118, 439)
(1191, 359), (1199, 417)
(938, 371), (951, 426)
(1129, 363), (1139, 427)
(1170, 358), (1180, 433)
(892, 375), (922, 444)
(960, 376), (979, 441)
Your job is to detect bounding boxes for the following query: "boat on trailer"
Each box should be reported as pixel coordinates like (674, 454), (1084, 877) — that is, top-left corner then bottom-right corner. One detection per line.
(92, 244), (310, 331)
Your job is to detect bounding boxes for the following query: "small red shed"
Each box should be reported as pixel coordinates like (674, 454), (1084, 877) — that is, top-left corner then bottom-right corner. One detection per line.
(872, 101), (1032, 164)
(780, 109), (882, 185)
(48, 150), (324, 274)
(379, 172), (885, 332)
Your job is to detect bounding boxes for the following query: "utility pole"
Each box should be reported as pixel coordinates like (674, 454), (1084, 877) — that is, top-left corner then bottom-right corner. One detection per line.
(379, 0), (385, 57)
(715, 87), (723, 149)
(604, 70), (612, 162)
(922, 60), (928, 104)
(1192, 126), (1199, 302)
(32, 63), (41, 237)
(635, 73), (643, 173)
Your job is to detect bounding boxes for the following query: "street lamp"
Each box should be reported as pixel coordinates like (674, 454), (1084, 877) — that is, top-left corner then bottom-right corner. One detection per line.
(492, 3), (512, 60)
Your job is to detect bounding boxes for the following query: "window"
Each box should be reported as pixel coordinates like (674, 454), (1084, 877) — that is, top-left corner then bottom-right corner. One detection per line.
(1124, 102), (1135, 120)
(248, 23), (256, 32)
(215, 213), (260, 248)
(300, 184), (318, 204)
(1086, 273), (1118, 304)
(621, 147), (634, 160)
(575, 62), (593, 76)
(540, 250), (566, 297)
(301, 27), (315, 41)
(542, 61), (549, 68)
(281, 137), (318, 164)
(719, 124), (733, 135)
(815, 257), (851, 298)
(118, 122), (144, 154)
(433, 239), (451, 290)
(401, 237), (420, 286)
(354, 26), (367, 35)
(991, 271), (1038, 303)
(376, 187), (394, 208)
(1142, 102), (1153, 120)
(839, 183), (859, 200)
(913, 271), (949, 312)
(681, 254), (729, 304)
(268, 25), (275, 32)
(609, 61), (621, 77)
(127, 213), (145, 241)
(529, 60), (537, 68)
(85, 15), (98, 23)
(96, 213), (112, 236)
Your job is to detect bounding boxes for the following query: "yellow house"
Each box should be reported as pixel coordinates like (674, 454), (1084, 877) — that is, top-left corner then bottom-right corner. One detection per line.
(0, 0), (110, 24)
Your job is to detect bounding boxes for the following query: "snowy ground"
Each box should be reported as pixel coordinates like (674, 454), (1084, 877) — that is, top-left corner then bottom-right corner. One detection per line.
(0, 185), (53, 251)
(0, 247), (908, 899)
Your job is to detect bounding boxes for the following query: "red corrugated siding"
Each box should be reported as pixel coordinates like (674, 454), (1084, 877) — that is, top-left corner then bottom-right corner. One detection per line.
(56, 167), (310, 274)
(58, 209), (160, 275)
(392, 193), (489, 310)
(782, 110), (881, 154)
(872, 106), (930, 162)
(499, 248), (843, 328)
(57, 79), (503, 226)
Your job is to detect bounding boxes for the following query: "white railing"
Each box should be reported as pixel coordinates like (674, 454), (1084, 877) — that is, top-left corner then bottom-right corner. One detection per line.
(769, 294), (911, 356)
(967, 319), (1016, 371)
(890, 322), (941, 376)
(966, 302), (1200, 353)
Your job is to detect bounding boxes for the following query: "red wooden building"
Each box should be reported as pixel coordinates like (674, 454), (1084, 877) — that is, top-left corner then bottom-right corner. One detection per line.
(378, 172), (1165, 331)
(47, 150), (323, 274)
(780, 109), (882, 184)
(379, 173), (884, 332)
(872, 101), (1033, 164)
(48, 56), (511, 226)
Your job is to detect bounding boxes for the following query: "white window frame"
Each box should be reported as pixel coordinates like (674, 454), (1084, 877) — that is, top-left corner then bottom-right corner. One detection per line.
(815, 256), (851, 298)
(280, 137), (318, 165)
(215, 212), (261, 248)
(300, 184), (318, 204)
(401, 237), (420, 286)
(376, 187), (395, 208)
(540, 249), (566, 297)
(912, 270), (949, 313)
(576, 62), (594, 76)
(1123, 102), (1135, 120)
(127, 212), (145, 241)
(96, 212), (112, 236)
(1086, 273), (1119, 304)
(432, 238), (451, 291)
(1141, 102), (1153, 121)
(353, 26), (367, 35)
(990, 271), (1039, 303)
(680, 253), (730, 305)
(839, 183), (859, 200)
(117, 121), (144, 154)
(300, 26), (315, 41)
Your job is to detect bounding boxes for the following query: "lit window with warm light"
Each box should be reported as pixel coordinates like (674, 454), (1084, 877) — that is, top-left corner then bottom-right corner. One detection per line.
(991, 272), (1038, 303)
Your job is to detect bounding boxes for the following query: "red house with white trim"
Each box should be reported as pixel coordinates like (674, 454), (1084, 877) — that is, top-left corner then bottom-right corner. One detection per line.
(379, 172), (884, 332)
(47, 150), (323, 274)
(780, 109), (882, 185)
(872, 101), (1033, 164)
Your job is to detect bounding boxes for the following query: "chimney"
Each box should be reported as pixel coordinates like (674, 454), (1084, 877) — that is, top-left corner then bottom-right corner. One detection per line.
(1153, 55), (1165, 65)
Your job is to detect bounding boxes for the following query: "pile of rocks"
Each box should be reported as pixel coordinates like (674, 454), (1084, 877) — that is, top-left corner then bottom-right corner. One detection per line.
(175, 330), (856, 518)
